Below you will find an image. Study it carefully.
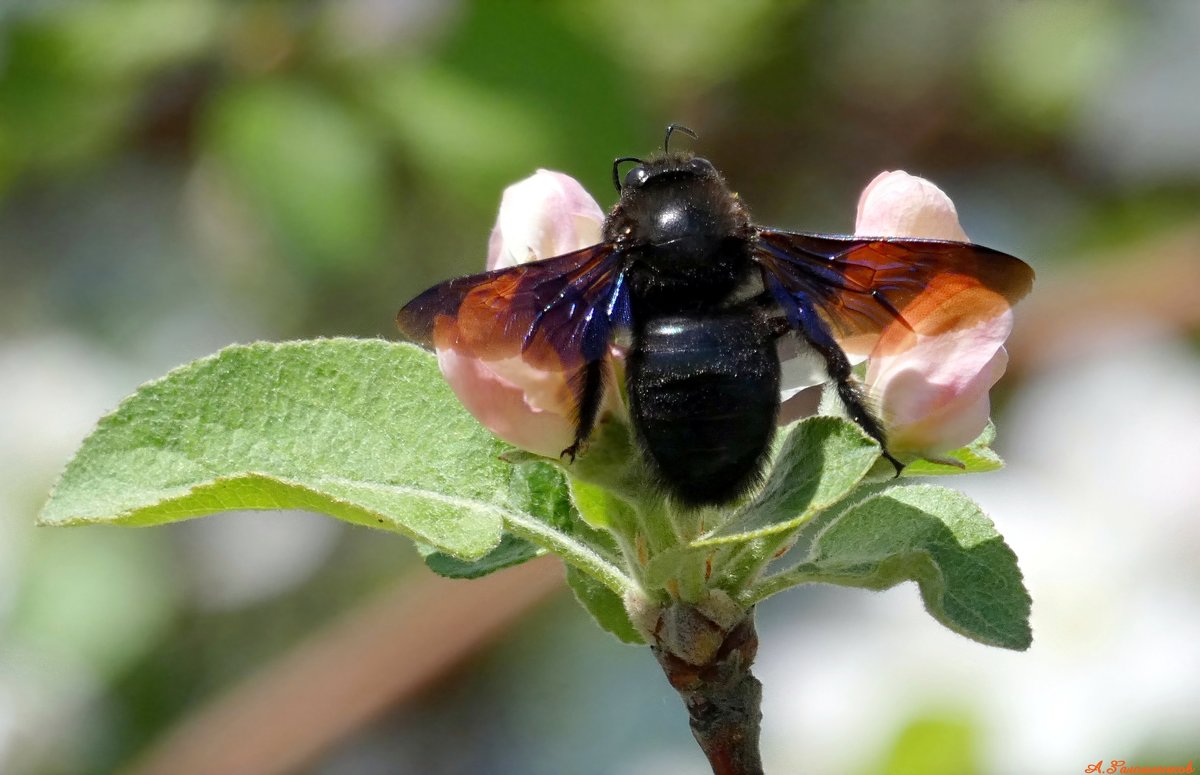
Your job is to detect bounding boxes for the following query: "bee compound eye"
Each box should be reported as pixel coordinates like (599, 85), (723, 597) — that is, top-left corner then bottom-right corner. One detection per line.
(624, 166), (650, 189)
(687, 157), (716, 176)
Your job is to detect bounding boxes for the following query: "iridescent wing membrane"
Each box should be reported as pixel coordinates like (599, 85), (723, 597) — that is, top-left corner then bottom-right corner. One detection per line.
(396, 243), (631, 424)
(753, 230), (1035, 358)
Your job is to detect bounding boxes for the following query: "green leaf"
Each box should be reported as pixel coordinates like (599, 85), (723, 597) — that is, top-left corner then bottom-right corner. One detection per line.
(565, 565), (644, 645)
(423, 533), (543, 580)
(40, 339), (539, 560)
(570, 477), (616, 531)
(903, 422), (1004, 477)
(756, 484), (1031, 650)
(568, 476), (644, 541)
(696, 416), (881, 546)
(509, 460), (575, 533)
(423, 461), (576, 579)
(642, 545), (695, 589)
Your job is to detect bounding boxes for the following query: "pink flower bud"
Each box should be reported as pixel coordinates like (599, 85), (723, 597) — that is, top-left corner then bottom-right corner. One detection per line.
(487, 169), (606, 270)
(857, 171), (1012, 455)
(855, 170), (969, 243)
(438, 170), (611, 458)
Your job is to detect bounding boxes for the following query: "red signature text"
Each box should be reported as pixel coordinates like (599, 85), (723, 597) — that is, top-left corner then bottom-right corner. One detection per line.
(1085, 761), (1194, 774)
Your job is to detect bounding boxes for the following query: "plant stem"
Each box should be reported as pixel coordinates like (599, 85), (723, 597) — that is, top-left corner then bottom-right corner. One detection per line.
(651, 607), (764, 775)
(741, 565), (821, 606)
(502, 512), (634, 596)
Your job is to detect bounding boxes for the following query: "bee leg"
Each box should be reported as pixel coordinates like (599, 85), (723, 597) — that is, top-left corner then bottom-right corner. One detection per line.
(792, 306), (904, 477)
(561, 358), (608, 463)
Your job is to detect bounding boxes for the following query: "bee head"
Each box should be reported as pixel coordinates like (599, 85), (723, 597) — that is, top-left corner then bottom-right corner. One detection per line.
(603, 127), (753, 307)
(611, 123), (716, 193)
(614, 154), (720, 193)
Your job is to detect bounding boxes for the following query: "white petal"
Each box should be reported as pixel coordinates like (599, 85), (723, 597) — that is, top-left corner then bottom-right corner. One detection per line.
(855, 170), (969, 241)
(488, 169), (605, 270)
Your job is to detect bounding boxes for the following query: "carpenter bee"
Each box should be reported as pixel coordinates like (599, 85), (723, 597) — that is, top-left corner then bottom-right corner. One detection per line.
(397, 126), (1033, 507)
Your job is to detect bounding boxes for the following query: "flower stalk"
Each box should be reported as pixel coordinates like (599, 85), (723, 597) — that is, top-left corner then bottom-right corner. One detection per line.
(651, 604), (764, 775)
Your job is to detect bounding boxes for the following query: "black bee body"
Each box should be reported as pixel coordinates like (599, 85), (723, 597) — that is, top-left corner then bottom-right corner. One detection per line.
(608, 155), (783, 505)
(627, 310), (781, 506)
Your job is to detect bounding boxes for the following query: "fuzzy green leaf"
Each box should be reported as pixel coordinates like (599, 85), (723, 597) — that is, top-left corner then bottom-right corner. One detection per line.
(422, 533), (543, 579)
(903, 422), (1004, 476)
(757, 484), (1031, 650)
(565, 565), (644, 645)
(39, 339), (544, 560)
(569, 477), (617, 532)
(696, 416), (881, 547)
(642, 545), (698, 589)
(507, 460), (576, 533)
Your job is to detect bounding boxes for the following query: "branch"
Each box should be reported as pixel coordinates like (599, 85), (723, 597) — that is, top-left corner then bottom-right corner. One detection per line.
(651, 606), (764, 775)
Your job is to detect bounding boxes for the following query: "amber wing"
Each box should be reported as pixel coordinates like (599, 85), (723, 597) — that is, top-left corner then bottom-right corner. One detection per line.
(396, 242), (630, 390)
(753, 229), (1034, 357)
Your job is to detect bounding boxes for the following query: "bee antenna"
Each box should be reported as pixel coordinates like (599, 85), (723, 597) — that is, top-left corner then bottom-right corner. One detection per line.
(664, 123), (698, 153)
(612, 156), (644, 192)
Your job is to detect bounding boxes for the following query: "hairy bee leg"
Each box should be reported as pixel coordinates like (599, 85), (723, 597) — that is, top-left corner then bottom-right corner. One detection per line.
(792, 306), (904, 477)
(561, 358), (608, 462)
(836, 380), (904, 477)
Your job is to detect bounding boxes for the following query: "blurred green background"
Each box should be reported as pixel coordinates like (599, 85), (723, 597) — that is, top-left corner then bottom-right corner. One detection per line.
(3, 1), (1199, 773)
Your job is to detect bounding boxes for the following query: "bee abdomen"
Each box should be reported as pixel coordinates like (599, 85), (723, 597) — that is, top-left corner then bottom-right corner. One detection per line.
(628, 312), (780, 507)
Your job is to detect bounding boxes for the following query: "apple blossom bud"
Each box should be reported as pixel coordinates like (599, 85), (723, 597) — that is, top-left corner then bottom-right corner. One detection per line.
(857, 171), (1012, 455)
(438, 170), (612, 459)
(855, 170), (969, 243)
(487, 169), (605, 270)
